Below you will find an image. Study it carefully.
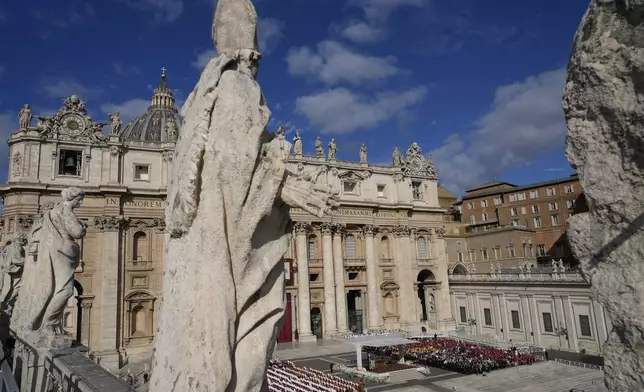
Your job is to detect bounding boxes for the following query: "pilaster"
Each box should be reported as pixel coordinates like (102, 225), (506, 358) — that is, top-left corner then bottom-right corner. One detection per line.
(108, 145), (123, 184)
(332, 224), (348, 333)
(294, 222), (315, 342)
(562, 295), (578, 351)
(363, 224), (381, 329)
(320, 223), (337, 336)
(93, 215), (126, 371)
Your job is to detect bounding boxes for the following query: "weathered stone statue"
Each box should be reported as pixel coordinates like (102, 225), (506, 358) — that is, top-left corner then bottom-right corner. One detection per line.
(328, 138), (337, 160)
(18, 104), (32, 130)
(392, 146), (402, 167)
(293, 131), (302, 155)
(108, 112), (122, 136)
(0, 233), (28, 315)
(564, 2), (644, 390)
(360, 143), (368, 164)
(166, 120), (177, 142)
(150, 1), (338, 390)
(315, 136), (324, 157)
(11, 187), (86, 346)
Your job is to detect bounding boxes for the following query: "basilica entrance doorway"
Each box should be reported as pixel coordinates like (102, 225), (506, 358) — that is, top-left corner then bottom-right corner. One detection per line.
(347, 290), (364, 334)
(311, 307), (323, 339)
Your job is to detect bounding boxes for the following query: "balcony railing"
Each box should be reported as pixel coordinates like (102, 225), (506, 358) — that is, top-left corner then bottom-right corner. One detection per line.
(449, 271), (586, 283)
(417, 258), (432, 264)
(344, 258), (366, 267)
(126, 260), (153, 270)
(309, 258), (323, 265)
(379, 258), (394, 264)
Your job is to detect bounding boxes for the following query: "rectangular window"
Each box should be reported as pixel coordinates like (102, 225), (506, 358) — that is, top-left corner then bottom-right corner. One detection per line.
(547, 187), (556, 196)
(517, 193), (526, 201)
(134, 164), (150, 181)
(509, 194), (517, 202)
(484, 308), (493, 326)
(481, 200), (488, 208)
(482, 213), (489, 221)
(494, 197), (503, 205)
(511, 310), (521, 329)
(482, 249), (488, 260)
(530, 245), (535, 257)
(457, 252), (464, 262)
(511, 208), (518, 216)
(343, 181), (357, 194)
(537, 244), (546, 256)
(58, 149), (83, 177)
(542, 312), (554, 333)
(549, 202), (558, 211)
(459, 306), (467, 323)
(579, 315), (592, 337)
(522, 244), (527, 257)
(377, 184), (386, 198)
(531, 205), (540, 213)
(567, 200), (575, 209)
(468, 202), (474, 210)
(551, 214), (560, 226)
(307, 238), (316, 259)
(508, 246), (516, 258)
(533, 216), (542, 228)
(564, 184), (574, 193)
(412, 182), (423, 200)
(530, 190), (539, 199)
(521, 206), (527, 215)
(493, 248), (500, 259)
(511, 219), (520, 227)
(468, 250), (475, 262)
(470, 215), (476, 225)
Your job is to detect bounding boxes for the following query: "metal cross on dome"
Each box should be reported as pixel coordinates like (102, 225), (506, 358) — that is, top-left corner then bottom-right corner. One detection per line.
(161, 67), (167, 75)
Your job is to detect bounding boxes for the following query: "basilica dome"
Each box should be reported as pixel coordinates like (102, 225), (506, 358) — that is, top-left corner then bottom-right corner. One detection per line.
(120, 69), (182, 143)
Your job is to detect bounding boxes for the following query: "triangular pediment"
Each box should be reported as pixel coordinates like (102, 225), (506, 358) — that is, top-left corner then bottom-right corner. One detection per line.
(338, 170), (366, 181)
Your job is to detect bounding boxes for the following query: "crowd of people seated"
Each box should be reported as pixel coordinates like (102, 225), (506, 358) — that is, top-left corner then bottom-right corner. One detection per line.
(267, 359), (365, 392)
(333, 329), (412, 339)
(365, 338), (537, 375)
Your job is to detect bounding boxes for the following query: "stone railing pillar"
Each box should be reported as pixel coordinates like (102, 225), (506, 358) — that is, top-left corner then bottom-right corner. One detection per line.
(364, 225), (381, 329)
(320, 223), (337, 336)
(294, 222), (316, 342)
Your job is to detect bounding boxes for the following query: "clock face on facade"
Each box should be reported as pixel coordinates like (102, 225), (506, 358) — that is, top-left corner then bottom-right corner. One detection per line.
(61, 114), (86, 136)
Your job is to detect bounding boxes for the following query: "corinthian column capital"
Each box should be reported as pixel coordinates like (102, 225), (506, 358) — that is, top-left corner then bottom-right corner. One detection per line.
(293, 221), (311, 235)
(363, 224), (377, 236)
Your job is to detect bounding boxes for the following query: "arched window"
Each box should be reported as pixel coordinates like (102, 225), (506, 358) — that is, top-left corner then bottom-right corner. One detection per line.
(345, 234), (356, 258)
(379, 236), (391, 260)
(384, 293), (395, 315)
(417, 237), (428, 258)
(133, 231), (148, 261)
(307, 235), (317, 259)
(131, 305), (147, 336)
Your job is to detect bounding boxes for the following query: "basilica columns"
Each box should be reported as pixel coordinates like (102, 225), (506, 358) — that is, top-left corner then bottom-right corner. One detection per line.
(321, 223), (337, 336)
(364, 225), (381, 329)
(294, 223), (316, 342)
(332, 225), (348, 333)
(394, 226), (415, 326)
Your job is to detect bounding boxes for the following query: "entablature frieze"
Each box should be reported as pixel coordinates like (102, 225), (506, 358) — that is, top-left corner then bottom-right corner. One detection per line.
(93, 215), (127, 231)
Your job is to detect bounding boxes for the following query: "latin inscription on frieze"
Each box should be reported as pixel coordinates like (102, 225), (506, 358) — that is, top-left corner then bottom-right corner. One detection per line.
(290, 207), (401, 218)
(107, 198), (165, 209)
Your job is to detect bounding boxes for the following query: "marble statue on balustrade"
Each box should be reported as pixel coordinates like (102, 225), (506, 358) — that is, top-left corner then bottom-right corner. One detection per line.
(392, 147), (402, 167)
(10, 187), (86, 348)
(360, 143), (367, 164)
(150, 1), (339, 390)
(108, 112), (122, 137)
(19, 104), (32, 130)
(328, 138), (337, 160)
(0, 233), (28, 315)
(293, 131), (302, 155)
(315, 136), (324, 157)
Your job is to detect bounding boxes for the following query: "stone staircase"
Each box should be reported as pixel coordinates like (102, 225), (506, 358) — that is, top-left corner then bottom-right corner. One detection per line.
(434, 361), (607, 392)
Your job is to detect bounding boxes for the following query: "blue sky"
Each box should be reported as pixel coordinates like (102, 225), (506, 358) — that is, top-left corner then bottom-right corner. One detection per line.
(0, 0), (590, 196)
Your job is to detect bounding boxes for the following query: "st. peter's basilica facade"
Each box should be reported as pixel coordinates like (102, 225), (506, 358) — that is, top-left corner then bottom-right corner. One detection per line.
(0, 72), (454, 369)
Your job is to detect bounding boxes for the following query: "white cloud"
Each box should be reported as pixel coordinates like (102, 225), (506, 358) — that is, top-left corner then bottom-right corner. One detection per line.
(119, 0), (183, 23)
(431, 68), (567, 196)
(286, 40), (400, 85)
(101, 99), (150, 124)
(351, 0), (426, 22)
(41, 78), (103, 100)
(192, 17), (285, 69)
(295, 86), (427, 134)
(338, 21), (385, 44)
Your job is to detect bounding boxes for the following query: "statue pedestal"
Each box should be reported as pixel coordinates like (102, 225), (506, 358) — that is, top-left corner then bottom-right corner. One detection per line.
(21, 331), (74, 351)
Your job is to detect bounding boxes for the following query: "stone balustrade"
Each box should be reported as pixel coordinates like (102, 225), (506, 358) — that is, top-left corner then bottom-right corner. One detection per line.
(449, 270), (586, 283)
(10, 335), (135, 392)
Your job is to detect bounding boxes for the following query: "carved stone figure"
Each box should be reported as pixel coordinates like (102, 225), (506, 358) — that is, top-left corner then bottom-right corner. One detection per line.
(19, 105), (32, 130)
(11, 187), (86, 345)
(403, 142), (438, 179)
(108, 112), (122, 137)
(496, 262), (502, 274)
(293, 131), (302, 155)
(166, 120), (177, 142)
(557, 259), (565, 272)
(150, 2), (338, 390)
(551, 258), (558, 273)
(0, 232), (28, 314)
(489, 261), (495, 274)
(392, 147), (402, 167)
(360, 144), (367, 164)
(328, 138), (337, 160)
(315, 136), (324, 157)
